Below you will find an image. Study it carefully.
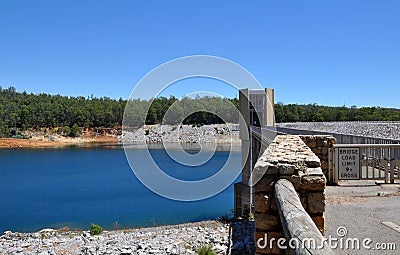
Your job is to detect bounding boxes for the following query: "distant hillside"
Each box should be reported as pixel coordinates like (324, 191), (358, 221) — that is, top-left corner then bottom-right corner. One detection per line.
(1, 86), (399, 137)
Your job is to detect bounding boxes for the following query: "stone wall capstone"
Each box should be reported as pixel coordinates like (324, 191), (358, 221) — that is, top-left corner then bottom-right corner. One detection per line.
(253, 135), (327, 255)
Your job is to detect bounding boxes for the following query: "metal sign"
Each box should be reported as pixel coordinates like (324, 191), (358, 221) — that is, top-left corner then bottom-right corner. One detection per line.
(338, 147), (360, 180)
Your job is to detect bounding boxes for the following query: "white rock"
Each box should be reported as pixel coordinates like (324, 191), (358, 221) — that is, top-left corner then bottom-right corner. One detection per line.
(39, 229), (56, 233)
(3, 231), (12, 236)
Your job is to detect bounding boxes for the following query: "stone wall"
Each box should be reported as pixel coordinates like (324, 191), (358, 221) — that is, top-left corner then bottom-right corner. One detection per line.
(300, 135), (336, 183)
(253, 135), (327, 255)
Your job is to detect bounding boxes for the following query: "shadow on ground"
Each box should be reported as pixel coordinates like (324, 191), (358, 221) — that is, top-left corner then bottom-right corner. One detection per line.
(229, 221), (255, 255)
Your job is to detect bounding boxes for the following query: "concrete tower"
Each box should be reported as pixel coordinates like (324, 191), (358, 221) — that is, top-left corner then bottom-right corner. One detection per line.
(234, 88), (275, 218)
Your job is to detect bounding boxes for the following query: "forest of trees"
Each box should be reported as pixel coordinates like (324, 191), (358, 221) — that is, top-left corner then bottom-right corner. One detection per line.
(123, 96), (239, 128)
(1, 86), (400, 137)
(274, 102), (400, 122)
(0, 86), (126, 137)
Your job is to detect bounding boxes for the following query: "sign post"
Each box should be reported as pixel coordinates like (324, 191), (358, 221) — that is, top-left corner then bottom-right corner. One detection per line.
(338, 147), (360, 180)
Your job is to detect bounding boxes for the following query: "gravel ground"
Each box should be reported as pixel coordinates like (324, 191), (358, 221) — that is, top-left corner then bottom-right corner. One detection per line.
(230, 222), (255, 255)
(277, 122), (400, 140)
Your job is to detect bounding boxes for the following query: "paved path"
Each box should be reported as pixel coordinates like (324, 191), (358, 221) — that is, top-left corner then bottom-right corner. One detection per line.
(325, 181), (400, 254)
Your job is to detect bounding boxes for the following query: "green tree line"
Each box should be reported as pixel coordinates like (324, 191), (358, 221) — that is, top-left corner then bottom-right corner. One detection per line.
(274, 102), (400, 122)
(0, 86), (125, 137)
(1, 86), (399, 137)
(123, 96), (239, 127)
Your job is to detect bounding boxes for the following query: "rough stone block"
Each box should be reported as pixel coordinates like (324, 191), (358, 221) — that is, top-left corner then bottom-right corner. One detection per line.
(312, 147), (321, 155)
(254, 175), (278, 193)
(300, 195), (308, 210)
(278, 163), (295, 175)
(301, 175), (326, 191)
(255, 213), (280, 231)
(280, 175), (301, 190)
(304, 156), (321, 168)
(307, 192), (326, 214)
(255, 194), (271, 214)
(254, 161), (278, 176)
(255, 231), (284, 254)
(304, 167), (324, 176)
(297, 189), (308, 197)
(320, 155), (329, 161)
(320, 161), (328, 171)
(270, 197), (278, 213)
(312, 215), (326, 234)
(307, 140), (317, 148)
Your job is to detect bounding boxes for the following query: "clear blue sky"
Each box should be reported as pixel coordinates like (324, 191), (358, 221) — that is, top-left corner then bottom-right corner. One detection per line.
(0, 0), (399, 107)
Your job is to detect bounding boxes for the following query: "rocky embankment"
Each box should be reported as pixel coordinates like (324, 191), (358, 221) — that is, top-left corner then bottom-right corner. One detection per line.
(0, 221), (229, 255)
(0, 221), (256, 255)
(0, 128), (120, 149)
(277, 121), (400, 140)
(119, 124), (239, 144)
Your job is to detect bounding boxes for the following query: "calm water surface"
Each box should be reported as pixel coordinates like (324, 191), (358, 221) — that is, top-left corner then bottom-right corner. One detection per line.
(0, 144), (241, 232)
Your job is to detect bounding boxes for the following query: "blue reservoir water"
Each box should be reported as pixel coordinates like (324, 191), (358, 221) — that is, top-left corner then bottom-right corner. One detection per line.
(0, 145), (241, 232)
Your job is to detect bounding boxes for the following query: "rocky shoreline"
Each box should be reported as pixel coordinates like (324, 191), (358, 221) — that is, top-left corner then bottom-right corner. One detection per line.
(0, 221), (255, 255)
(0, 124), (240, 149)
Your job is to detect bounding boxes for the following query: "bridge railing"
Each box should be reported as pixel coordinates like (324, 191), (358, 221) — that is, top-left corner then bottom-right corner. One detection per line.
(330, 144), (400, 183)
